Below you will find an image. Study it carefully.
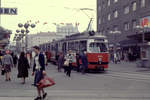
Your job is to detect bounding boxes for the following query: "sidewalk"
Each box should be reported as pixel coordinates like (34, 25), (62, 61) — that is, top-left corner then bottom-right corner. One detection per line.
(108, 61), (150, 74)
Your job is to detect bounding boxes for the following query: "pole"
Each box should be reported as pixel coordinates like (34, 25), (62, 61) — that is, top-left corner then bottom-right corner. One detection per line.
(0, 0), (1, 26)
(22, 36), (24, 51)
(114, 33), (117, 64)
(142, 29), (145, 44)
(25, 30), (28, 52)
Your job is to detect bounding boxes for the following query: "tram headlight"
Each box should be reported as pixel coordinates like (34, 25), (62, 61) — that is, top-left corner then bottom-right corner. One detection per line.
(98, 58), (102, 64)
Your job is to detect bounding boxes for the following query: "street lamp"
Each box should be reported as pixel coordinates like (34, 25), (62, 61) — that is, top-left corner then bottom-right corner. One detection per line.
(16, 28), (25, 51)
(13, 33), (23, 53)
(17, 23), (35, 52)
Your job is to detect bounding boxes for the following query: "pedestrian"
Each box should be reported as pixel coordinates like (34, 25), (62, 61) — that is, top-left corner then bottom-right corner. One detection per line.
(17, 52), (30, 84)
(44, 52), (48, 66)
(26, 52), (31, 68)
(32, 46), (47, 100)
(1, 50), (14, 81)
(113, 52), (118, 64)
(13, 54), (18, 68)
(80, 51), (88, 74)
(57, 52), (64, 72)
(76, 51), (80, 72)
(0, 50), (3, 65)
(64, 50), (73, 77)
(124, 52), (128, 62)
(46, 51), (51, 63)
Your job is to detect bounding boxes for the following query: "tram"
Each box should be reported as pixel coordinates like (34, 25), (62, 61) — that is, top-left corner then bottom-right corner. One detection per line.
(40, 31), (109, 71)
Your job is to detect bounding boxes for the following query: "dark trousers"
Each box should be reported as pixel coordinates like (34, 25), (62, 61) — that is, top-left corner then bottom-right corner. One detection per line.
(66, 63), (72, 77)
(81, 64), (87, 74)
(76, 62), (80, 72)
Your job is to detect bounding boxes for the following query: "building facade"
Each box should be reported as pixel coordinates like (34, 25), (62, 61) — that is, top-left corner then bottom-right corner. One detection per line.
(28, 32), (63, 49)
(56, 23), (79, 36)
(97, 0), (150, 45)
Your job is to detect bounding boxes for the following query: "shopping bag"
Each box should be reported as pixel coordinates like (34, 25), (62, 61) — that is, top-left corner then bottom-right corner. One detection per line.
(1, 68), (5, 75)
(38, 76), (55, 89)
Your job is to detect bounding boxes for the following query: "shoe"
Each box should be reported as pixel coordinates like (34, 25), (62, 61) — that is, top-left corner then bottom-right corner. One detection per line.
(5, 79), (8, 81)
(34, 96), (42, 100)
(21, 82), (25, 84)
(43, 93), (47, 99)
(9, 78), (11, 81)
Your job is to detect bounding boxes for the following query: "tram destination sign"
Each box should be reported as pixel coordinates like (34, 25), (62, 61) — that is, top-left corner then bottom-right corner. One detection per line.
(0, 8), (17, 15)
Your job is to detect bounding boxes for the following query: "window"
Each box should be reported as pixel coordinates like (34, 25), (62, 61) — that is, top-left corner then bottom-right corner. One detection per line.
(114, 26), (118, 31)
(89, 43), (107, 53)
(108, 14), (111, 21)
(102, 17), (105, 23)
(124, 6), (129, 14)
(124, 22), (130, 31)
(132, 20), (137, 29)
(108, 0), (110, 6)
(79, 41), (87, 51)
(141, 0), (145, 8)
(98, 18), (101, 24)
(114, 0), (118, 3)
(102, 1), (105, 9)
(98, 6), (101, 11)
(114, 10), (118, 18)
(132, 2), (137, 11)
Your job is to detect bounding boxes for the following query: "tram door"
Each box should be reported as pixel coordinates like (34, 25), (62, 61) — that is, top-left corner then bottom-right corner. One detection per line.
(62, 42), (67, 54)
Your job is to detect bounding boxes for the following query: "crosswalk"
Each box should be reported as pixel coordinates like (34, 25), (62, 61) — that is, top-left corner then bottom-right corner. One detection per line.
(106, 71), (150, 82)
(0, 90), (150, 100)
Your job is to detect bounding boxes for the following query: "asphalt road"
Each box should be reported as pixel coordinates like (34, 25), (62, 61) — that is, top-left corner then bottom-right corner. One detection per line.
(0, 61), (150, 100)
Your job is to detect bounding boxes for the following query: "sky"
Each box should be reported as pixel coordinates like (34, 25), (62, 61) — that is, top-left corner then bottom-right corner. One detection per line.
(1, 0), (96, 42)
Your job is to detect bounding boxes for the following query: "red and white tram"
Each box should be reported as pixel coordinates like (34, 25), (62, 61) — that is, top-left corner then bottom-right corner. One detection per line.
(40, 31), (109, 71)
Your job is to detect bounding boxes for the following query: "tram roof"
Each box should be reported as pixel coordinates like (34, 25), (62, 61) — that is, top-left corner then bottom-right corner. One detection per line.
(43, 31), (107, 45)
(57, 32), (107, 41)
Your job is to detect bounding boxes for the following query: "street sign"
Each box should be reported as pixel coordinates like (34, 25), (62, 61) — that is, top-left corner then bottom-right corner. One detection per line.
(0, 8), (17, 15)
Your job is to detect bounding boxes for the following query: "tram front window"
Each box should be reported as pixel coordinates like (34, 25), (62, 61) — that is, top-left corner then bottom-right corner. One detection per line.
(89, 42), (107, 53)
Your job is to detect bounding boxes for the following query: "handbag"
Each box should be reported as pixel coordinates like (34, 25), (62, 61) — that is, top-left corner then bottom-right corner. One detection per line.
(64, 60), (69, 66)
(1, 68), (5, 75)
(38, 76), (55, 89)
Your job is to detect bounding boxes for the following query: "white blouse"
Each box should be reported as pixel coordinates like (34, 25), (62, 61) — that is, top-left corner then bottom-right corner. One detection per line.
(35, 55), (40, 70)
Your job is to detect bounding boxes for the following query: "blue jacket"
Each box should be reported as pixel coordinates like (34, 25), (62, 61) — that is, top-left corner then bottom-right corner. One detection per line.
(80, 54), (88, 68)
(33, 53), (45, 72)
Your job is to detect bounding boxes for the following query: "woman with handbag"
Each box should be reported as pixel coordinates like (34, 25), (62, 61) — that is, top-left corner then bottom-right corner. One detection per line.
(32, 46), (47, 100)
(64, 50), (73, 77)
(2, 50), (14, 81)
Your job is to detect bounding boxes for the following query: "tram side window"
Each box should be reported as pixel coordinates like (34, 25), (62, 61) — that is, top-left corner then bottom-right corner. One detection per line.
(68, 42), (75, 51)
(79, 41), (87, 51)
(68, 42), (71, 50)
(51, 45), (55, 51)
(75, 42), (79, 51)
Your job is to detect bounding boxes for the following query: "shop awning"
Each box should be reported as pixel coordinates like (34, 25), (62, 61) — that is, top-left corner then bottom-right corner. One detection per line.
(127, 32), (150, 41)
(119, 39), (138, 47)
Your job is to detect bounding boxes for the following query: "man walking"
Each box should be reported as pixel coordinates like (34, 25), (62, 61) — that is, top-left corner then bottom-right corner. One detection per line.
(57, 52), (64, 72)
(80, 51), (88, 74)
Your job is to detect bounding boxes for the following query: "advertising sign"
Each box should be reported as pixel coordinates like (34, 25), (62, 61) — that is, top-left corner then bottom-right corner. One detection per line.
(0, 8), (17, 15)
(140, 16), (150, 28)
